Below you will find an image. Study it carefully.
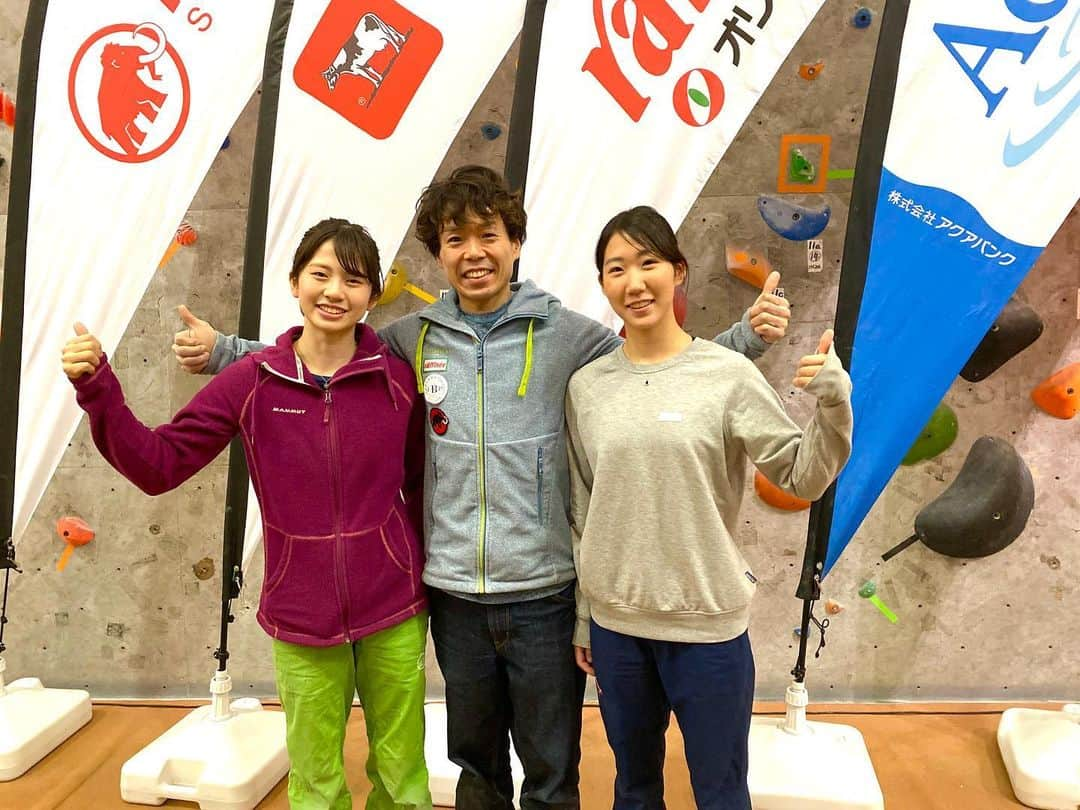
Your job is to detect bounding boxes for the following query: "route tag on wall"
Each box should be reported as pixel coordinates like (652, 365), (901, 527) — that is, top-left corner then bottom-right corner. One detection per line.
(807, 239), (824, 273)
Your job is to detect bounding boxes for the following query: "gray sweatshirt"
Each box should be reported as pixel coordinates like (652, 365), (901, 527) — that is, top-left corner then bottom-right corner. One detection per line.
(565, 338), (853, 647)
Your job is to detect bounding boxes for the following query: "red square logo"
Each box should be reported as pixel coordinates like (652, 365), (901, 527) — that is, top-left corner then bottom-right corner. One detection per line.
(294, 2), (443, 140)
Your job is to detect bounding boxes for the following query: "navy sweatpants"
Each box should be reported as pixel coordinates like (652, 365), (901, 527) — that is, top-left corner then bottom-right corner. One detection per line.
(590, 622), (755, 810)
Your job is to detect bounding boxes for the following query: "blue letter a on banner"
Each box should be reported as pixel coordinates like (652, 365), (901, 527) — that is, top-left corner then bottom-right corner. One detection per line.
(932, 23), (1047, 116)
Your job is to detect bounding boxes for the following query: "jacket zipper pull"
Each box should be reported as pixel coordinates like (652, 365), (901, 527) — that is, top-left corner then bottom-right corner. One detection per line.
(324, 388), (332, 424)
(537, 447), (544, 521)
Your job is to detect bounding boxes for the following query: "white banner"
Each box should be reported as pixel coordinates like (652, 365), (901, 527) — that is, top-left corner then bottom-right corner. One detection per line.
(521, 0), (824, 326)
(13, 0), (272, 545)
(243, 1), (526, 565)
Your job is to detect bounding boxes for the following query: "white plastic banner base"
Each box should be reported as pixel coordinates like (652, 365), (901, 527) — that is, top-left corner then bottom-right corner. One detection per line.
(0, 674), (92, 781)
(998, 705), (1080, 810)
(749, 715), (884, 810)
(120, 698), (287, 809)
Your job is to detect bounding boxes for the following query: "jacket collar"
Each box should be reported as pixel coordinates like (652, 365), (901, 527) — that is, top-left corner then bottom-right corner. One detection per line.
(420, 279), (556, 331)
(258, 324), (388, 385)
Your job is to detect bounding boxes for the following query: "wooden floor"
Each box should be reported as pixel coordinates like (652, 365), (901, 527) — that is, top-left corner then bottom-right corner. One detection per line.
(0, 702), (1047, 809)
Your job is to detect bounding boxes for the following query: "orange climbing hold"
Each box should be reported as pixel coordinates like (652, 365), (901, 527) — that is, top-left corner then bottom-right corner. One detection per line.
(754, 470), (811, 511)
(1031, 362), (1079, 419)
(175, 222), (197, 246)
(798, 61), (824, 80)
(0, 90), (15, 129)
(725, 245), (772, 289)
(55, 516), (95, 572)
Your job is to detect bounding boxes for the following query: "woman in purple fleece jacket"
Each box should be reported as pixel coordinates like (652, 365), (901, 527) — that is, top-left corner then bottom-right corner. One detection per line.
(62, 219), (433, 809)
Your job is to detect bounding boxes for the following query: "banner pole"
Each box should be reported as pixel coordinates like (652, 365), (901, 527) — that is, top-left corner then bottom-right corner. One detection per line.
(505, 0), (546, 281)
(791, 0), (910, 683)
(213, 0), (294, 673)
(0, 0), (50, 649)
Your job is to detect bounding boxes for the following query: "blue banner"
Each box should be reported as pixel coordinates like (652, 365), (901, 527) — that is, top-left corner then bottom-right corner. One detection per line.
(823, 0), (1080, 574)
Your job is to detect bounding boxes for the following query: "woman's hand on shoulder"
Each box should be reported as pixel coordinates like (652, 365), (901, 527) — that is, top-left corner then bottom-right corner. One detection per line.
(62, 322), (103, 381)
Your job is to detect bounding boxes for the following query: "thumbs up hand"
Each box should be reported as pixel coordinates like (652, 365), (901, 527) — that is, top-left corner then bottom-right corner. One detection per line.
(172, 304), (217, 374)
(793, 329), (834, 389)
(61, 322), (103, 380)
(749, 271), (791, 343)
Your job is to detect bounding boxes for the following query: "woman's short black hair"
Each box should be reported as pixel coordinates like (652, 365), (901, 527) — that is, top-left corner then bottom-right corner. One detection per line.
(291, 218), (382, 298)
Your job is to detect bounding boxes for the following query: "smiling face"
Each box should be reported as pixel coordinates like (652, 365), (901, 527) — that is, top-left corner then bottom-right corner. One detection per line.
(600, 231), (686, 331)
(436, 212), (521, 314)
(291, 238), (376, 336)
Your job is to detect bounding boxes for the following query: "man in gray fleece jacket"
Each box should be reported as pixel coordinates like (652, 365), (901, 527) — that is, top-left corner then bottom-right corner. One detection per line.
(171, 166), (792, 809)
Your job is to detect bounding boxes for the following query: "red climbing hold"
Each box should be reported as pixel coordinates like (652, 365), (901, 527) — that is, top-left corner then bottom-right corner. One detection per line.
(175, 222), (197, 246)
(0, 90), (15, 129)
(55, 516), (95, 572)
(56, 515), (94, 543)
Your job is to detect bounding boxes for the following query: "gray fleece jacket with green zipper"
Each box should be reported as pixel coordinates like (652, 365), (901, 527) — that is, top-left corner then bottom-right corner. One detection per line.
(207, 280), (769, 597)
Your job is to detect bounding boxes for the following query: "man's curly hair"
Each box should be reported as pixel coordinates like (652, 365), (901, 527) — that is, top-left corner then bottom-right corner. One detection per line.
(414, 165), (527, 257)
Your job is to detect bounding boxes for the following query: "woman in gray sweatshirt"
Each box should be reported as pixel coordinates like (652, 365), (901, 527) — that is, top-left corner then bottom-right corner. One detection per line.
(565, 206), (853, 810)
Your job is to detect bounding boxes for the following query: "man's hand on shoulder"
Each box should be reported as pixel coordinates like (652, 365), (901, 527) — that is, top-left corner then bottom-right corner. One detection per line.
(172, 305), (217, 375)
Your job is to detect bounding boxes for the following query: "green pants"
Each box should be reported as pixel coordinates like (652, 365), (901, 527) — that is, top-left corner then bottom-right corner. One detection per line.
(272, 613), (432, 810)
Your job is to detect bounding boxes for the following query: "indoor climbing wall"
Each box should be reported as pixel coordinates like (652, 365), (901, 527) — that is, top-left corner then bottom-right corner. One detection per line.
(0, 1), (1076, 701)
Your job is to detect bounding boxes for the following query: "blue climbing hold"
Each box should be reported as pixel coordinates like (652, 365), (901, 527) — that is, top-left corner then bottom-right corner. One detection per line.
(853, 8), (873, 28)
(480, 122), (502, 141)
(220, 135), (231, 150)
(757, 195), (831, 241)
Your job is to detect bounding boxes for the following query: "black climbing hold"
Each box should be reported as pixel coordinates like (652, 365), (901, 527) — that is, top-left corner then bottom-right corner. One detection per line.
(480, 122), (503, 141)
(883, 437), (1034, 561)
(853, 8), (873, 28)
(960, 297), (1043, 382)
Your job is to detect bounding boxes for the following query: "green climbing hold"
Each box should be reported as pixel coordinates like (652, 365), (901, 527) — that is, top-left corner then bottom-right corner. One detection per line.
(901, 403), (958, 465)
(787, 147), (816, 184)
(688, 88), (709, 107)
(858, 580), (899, 623)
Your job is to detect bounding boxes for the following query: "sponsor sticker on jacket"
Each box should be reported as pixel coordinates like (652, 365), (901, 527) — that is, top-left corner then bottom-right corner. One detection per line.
(429, 407), (448, 436)
(424, 373), (448, 405)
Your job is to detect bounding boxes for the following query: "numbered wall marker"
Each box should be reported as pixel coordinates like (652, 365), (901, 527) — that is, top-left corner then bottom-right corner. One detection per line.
(807, 239), (824, 273)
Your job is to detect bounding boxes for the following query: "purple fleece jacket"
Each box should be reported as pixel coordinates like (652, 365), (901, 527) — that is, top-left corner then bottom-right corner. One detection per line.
(72, 324), (427, 646)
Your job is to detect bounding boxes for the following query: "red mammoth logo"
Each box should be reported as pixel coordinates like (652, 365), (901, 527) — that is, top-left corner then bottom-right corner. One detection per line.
(294, 1), (443, 139)
(69, 22), (190, 162)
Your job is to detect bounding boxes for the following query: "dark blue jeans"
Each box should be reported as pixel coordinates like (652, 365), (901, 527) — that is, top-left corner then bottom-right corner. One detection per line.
(591, 622), (755, 810)
(429, 585), (586, 810)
